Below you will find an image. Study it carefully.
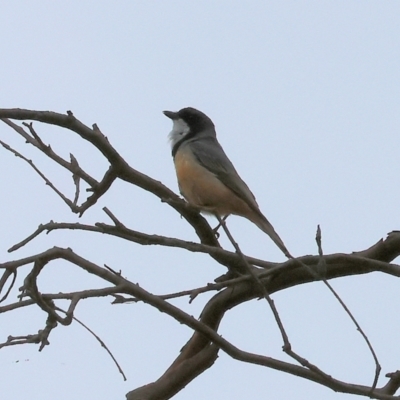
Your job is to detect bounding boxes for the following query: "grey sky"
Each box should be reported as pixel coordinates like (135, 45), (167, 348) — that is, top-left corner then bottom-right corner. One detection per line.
(1, 2), (399, 399)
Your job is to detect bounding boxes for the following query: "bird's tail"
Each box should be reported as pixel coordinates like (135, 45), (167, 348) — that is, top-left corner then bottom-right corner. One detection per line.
(250, 212), (293, 259)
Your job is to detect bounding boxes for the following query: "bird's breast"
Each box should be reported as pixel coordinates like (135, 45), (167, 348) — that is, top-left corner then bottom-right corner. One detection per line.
(173, 146), (253, 217)
(174, 147), (216, 208)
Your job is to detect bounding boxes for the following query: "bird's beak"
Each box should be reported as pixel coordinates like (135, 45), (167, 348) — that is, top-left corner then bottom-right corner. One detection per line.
(163, 110), (179, 120)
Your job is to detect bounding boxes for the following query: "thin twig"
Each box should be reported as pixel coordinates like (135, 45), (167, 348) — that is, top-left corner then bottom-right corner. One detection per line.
(0, 139), (76, 210)
(2, 118), (98, 188)
(216, 215), (292, 350)
(315, 225), (381, 391)
(67, 313), (127, 381)
(103, 207), (125, 227)
(0, 269), (17, 303)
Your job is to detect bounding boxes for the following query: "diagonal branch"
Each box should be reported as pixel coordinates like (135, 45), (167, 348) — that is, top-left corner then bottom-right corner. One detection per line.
(0, 109), (219, 246)
(2, 118), (98, 188)
(0, 139), (78, 210)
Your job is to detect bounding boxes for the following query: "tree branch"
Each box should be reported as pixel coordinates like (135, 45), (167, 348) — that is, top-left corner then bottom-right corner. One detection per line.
(0, 109), (219, 246)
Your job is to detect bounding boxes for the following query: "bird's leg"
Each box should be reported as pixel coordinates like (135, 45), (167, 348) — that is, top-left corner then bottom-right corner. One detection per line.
(212, 215), (229, 238)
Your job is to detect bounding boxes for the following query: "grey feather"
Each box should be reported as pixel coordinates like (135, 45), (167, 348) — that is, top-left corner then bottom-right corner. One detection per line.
(188, 135), (260, 212)
(188, 135), (293, 258)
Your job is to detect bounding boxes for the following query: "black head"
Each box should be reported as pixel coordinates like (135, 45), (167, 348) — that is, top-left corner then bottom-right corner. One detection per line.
(163, 107), (217, 157)
(163, 107), (215, 134)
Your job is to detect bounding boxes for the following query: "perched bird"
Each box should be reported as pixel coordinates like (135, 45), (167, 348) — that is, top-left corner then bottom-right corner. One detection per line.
(163, 107), (292, 258)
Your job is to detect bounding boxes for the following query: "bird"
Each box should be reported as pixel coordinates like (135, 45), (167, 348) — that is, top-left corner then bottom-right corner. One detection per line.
(163, 107), (292, 259)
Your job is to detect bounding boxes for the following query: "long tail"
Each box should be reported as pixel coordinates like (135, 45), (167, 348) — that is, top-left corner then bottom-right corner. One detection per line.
(250, 213), (293, 259)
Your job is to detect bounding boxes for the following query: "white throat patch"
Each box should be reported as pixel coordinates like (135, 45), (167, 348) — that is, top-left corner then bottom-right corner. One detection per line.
(168, 118), (190, 147)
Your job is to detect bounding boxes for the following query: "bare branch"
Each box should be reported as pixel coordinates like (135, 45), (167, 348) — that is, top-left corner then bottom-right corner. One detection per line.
(69, 313), (127, 381)
(2, 118), (98, 188)
(0, 109), (220, 246)
(7, 219), (276, 272)
(0, 139), (76, 209)
(0, 268), (17, 303)
(381, 371), (400, 396)
(0, 287), (120, 314)
(70, 153), (81, 205)
(216, 214), (293, 358)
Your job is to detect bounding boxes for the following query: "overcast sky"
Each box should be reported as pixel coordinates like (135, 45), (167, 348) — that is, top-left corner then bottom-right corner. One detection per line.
(1, 2), (400, 399)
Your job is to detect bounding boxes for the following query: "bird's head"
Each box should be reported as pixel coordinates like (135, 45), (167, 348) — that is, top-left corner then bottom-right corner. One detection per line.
(163, 107), (215, 147)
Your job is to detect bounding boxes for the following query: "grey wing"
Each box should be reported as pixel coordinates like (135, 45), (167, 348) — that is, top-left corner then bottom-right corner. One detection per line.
(189, 137), (261, 212)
